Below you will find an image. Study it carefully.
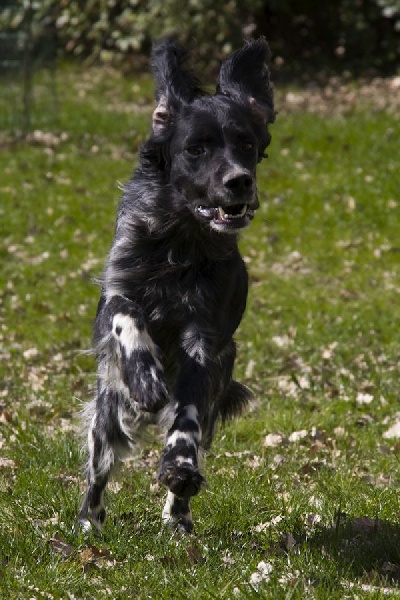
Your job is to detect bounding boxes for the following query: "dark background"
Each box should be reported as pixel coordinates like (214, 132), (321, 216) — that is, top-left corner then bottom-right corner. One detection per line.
(1, 0), (400, 81)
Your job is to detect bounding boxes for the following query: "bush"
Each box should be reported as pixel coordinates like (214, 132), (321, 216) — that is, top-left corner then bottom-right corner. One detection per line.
(262, 0), (400, 76)
(1, 0), (399, 74)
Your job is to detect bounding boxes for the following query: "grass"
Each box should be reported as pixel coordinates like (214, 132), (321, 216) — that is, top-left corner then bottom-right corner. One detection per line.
(1, 64), (400, 599)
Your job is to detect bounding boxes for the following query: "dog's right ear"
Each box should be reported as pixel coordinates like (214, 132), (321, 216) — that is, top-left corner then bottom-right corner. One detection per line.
(151, 39), (202, 135)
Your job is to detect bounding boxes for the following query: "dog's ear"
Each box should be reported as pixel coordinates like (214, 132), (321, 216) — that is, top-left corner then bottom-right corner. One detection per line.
(217, 38), (275, 125)
(151, 39), (202, 135)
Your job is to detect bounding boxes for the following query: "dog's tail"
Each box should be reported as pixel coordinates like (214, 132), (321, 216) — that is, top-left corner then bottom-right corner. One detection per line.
(219, 380), (254, 422)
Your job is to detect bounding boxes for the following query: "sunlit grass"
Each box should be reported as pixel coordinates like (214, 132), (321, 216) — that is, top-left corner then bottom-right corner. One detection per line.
(1, 64), (400, 598)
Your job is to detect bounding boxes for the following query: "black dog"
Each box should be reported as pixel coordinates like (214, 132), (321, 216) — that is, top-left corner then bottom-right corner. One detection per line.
(78, 38), (274, 534)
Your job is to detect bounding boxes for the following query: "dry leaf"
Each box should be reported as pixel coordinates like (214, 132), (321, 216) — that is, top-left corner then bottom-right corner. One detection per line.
(0, 408), (11, 424)
(272, 454), (285, 468)
(160, 554), (178, 567)
(79, 545), (111, 565)
(383, 420), (400, 439)
(288, 429), (307, 443)
(249, 561), (273, 588)
(356, 392), (374, 405)
(186, 543), (206, 565)
(252, 515), (283, 532)
(49, 535), (75, 558)
(0, 457), (16, 469)
(263, 433), (285, 448)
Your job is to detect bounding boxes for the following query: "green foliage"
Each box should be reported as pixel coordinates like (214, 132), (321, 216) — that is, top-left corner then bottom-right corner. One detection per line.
(0, 0), (263, 71)
(1, 0), (399, 73)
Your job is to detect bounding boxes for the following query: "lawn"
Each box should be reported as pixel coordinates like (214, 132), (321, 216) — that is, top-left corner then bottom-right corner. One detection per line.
(1, 65), (400, 599)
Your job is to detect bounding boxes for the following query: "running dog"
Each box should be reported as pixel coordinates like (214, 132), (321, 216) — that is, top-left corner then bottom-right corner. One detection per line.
(78, 37), (275, 534)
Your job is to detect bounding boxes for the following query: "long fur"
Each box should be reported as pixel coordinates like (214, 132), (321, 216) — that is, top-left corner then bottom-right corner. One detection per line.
(78, 38), (274, 534)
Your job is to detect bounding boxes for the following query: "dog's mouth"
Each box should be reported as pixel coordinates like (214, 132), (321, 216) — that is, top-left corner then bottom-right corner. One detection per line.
(196, 203), (255, 231)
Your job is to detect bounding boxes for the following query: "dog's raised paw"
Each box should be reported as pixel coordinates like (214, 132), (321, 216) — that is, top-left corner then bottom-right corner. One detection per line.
(135, 375), (169, 413)
(158, 465), (205, 498)
(124, 355), (169, 413)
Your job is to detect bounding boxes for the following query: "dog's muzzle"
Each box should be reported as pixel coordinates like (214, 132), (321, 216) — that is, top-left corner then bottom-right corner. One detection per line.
(195, 167), (258, 232)
(196, 202), (258, 232)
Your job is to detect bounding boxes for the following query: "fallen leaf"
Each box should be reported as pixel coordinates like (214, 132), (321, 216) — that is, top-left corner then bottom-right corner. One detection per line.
(356, 392), (374, 405)
(272, 335), (293, 348)
(0, 408), (11, 424)
(272, 454), (285, 468)
(49, 535), (75, 558)
(252, 515), (283, 532)
(186, 543), (206, 564)
(245, 359), (256, 378)
(383, 420), (400, 439)
(23, 347), (39, 360)
(221, 552), (235, 566)
(244, 455), (262, 469)
(288, 429), (308, 443)
(160, 554), (178, 566)
(299, 460), (326, 475)
(306, 513), (322, 527)
(334, 426), (346, 437)
(249, 561), (273, 588)
(79, 545), (111, 565)
(263, 433), (286, 448)
(0, 457), (16, 469)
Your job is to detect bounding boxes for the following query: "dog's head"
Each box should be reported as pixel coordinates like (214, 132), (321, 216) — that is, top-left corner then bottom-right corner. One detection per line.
(145, 38), (274, 234)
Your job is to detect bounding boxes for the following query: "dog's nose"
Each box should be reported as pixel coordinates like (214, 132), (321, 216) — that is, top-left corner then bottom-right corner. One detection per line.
(223, 170), (254, 194)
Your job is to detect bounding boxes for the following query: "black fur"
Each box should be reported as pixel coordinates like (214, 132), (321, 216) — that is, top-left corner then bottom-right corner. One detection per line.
(78, 38), (274, 534)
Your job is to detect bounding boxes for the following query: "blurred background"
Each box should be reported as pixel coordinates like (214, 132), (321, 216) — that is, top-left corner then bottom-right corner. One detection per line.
(1, 0), (400, 131)
(2, 0), (400, 75)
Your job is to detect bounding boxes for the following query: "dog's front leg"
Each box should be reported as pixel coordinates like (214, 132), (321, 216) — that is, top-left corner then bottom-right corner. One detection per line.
(98, 295), (169, 413)
(78, 294), (170, 532)
(159, 351), (215, 532)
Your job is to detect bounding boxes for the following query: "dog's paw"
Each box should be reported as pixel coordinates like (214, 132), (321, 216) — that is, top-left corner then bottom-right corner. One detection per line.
(135, 369), (169, 413)
(165, 516), (194, 535)
(158, 464), (205, 498)
(75, 510), (105, 536)
(123, 354), (169, 413)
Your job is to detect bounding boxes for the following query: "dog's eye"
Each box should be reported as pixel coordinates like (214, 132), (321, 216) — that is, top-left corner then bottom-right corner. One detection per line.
(186, 145), (205, 157)
(241, 141), (255, 152)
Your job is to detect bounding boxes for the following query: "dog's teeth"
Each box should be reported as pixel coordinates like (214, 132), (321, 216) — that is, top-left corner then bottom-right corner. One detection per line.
(218, 207), (226, 219)
(218, 205), (248, 219)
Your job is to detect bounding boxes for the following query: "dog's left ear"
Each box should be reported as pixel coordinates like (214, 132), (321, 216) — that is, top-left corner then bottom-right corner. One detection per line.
(217, 38), (275, 125)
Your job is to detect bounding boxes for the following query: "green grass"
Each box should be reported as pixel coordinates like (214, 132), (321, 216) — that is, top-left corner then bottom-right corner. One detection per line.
(1, 65), (400, 598)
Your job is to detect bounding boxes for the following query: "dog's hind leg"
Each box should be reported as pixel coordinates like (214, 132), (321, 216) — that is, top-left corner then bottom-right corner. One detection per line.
(78, 387), (135, 532)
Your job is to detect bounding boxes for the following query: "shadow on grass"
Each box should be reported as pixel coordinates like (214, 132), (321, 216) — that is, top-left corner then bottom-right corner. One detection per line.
(290, 514), (400, 585)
